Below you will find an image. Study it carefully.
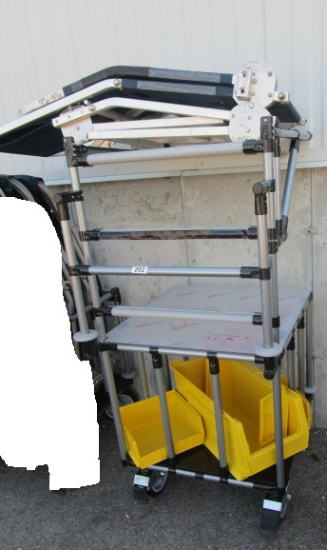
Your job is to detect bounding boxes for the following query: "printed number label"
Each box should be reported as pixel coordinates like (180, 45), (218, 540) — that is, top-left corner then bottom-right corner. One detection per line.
(132, 266), (148, 274)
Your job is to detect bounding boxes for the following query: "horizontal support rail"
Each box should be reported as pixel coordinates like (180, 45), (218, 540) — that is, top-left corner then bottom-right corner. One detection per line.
(81, 226), (257, 241)
(107, 305), (257, 323)
(88, 125), (228, 141)
(275, 128), (312, 141)
(85, 141), (245, 166)
(102, 342), (256, 363)
(148, 465), (272, 490)
(73, 265), (260, 278)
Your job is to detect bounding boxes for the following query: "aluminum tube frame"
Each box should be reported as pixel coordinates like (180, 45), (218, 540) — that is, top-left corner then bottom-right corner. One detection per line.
(84, 266), (246, 278)
(86, 141), (244, 166)
(154, 365), (175, 459)
(263, 139), (285, 491)
(287, 342), (296, 390)
(264, 149), (280, 343)
(272, 369), (285, 489)
(92, 226), (253, 240)
(274, 147), (282, 234)
(211, 370), (228, 469)
(256, 214), (273, 348)
(69, 291), (115, 322)
(109, 343), (256, 363)
(137, 352), (150, 399)
(305, 298), (315, 391)
(275, 129), (311, 141)
(282, 143), (299, 219)
(68, 165), (127, 462)
(61, 220), (90, 336)
(110, 305), (255, 324)
(149, 464), (273, 490)
(297, 317), (305, 394)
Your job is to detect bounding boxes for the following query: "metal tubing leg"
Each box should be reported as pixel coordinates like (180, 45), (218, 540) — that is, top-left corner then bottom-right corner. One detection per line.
(61, 219), (95, 337)
(209, 357), (228, 470)
(270, 254), (280, 343)
(64, 160), (127, 462)
(274, 138), (282, 240)
(297, 315), (305, 394)
(287, 335), (296, 390)
(256, 199), (273, 349)
(264, 135), (280, 344)
(273, 368), (285, 489)
(281, 140), (300, 228)
(152, 353), (175, 460)
(306, 297), (315, 393)
(137, 352), (150, 399)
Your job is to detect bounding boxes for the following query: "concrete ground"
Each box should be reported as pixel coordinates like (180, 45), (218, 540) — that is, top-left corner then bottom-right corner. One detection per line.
(0, 417), (326, 550)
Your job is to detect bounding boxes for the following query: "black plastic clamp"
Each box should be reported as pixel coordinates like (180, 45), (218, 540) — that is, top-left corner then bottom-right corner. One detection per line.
(287, 334), (295, 351)
(268, 239), (279, 255)
(247, 226), (258, 239)
(80, 229), (102, 241)
(69, 265), (90, 276)
(240, 266), (260, 279)
(242, 140), (264, 155)
(253, 179), (274, 196)
(252, 314), (263, 326)
(92, 306), (113, 319)
(298, 314), (305, 330)
(111, 287), (122, 305)
(150, 349), (162, 369)
(97, 342), (118, 352)
(54, 191), (84, 221)
(262, 355), (282, 380)
(64, 137), (88, 167)
(207, 354), (219, 375)
(259, 267), (271, 281)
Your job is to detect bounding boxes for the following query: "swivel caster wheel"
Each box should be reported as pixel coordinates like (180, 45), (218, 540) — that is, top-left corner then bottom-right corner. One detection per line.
(132, 468), (168, 502)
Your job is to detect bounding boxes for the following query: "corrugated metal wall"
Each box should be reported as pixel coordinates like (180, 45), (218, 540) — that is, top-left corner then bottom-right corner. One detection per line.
(0, 0), (326, 181)
(1, 0), (327, 427)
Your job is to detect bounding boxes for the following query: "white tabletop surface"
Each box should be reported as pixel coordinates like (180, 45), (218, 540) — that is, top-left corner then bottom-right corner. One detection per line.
(105, 284), (311, 356)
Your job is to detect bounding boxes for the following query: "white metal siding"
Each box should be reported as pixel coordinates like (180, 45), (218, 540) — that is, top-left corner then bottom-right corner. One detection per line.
(0, 0), (326, 181)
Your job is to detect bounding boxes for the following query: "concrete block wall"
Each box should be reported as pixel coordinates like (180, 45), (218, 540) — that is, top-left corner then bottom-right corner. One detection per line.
(50, 166), (327, 427)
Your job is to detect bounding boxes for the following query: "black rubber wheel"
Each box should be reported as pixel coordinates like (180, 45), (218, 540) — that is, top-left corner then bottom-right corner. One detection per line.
(148, 470), (168, 496)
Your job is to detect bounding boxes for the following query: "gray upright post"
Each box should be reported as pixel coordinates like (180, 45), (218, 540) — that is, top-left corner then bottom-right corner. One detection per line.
(208, 357), (228, 471)
(305, 296), (315, 395)
(61, 137), (128, 462)
(151, 352), (175, 460)
(262, 117), (280, 343)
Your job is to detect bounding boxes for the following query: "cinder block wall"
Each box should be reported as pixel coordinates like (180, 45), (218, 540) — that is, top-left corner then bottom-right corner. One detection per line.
(50, 166), (326, 427)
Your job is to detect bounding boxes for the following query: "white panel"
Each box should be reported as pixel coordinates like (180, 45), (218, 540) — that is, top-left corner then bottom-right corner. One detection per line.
(0, 0), (326, 180)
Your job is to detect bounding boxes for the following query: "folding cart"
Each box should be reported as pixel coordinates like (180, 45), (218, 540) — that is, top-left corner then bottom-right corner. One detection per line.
(0, 60), (315, 531)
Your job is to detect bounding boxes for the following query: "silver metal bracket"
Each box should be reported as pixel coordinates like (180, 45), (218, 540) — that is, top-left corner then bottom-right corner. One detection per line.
(233, 60), (278, 107)
(229, 102), (273, 141)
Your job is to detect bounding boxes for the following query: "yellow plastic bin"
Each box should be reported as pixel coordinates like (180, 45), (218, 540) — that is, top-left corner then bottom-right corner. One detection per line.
(120, 389), (205, 468)
(170, 358), (310, 480)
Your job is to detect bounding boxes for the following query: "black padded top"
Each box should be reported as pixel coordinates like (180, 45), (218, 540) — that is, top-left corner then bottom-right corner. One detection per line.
(0, 65), (302, 157)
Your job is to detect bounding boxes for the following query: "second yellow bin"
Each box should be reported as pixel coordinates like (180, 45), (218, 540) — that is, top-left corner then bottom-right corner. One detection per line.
(170, 358), (310, 480)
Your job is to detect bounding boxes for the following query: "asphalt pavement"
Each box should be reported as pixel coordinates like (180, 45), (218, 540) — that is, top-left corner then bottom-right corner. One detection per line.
(0, 416), (326, 550)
